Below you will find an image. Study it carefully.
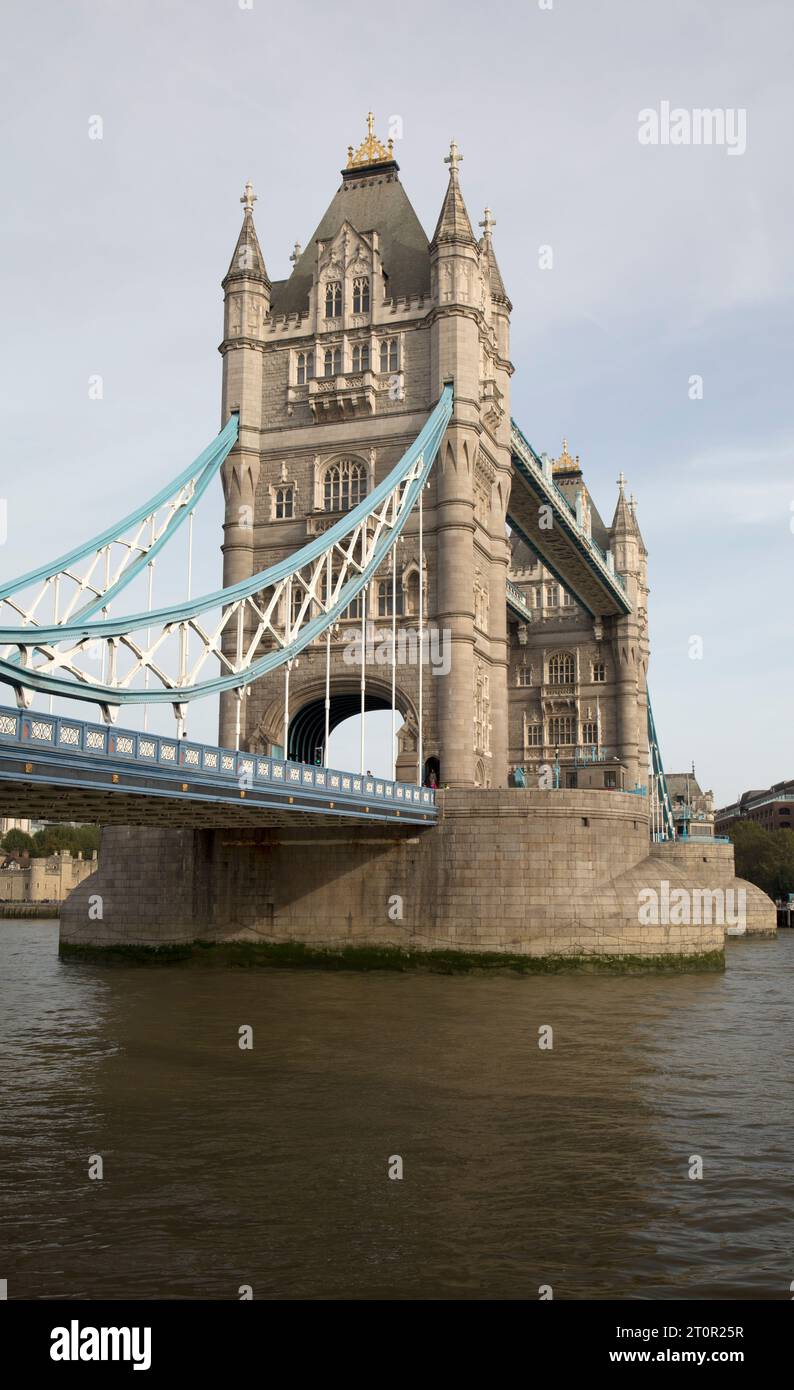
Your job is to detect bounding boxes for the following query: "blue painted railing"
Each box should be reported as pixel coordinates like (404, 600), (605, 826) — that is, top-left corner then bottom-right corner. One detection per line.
(0, 704), (436, 819)
(506, 580), (532, 621)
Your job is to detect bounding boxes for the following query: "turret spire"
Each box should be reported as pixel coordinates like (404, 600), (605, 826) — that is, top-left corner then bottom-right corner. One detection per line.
(479, 207), (496, 239)
(224, 180), (270, 287)
(479, 205), (511, 309)
(445, 138), (463, 175)
(430, 139), (475, 249)
(611, 471), (639, 539)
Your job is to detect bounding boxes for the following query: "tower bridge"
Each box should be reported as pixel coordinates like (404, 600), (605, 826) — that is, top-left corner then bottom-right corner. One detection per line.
(3, 115), (771, 955)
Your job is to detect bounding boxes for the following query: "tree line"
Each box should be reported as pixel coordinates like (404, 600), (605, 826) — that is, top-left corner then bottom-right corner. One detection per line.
(729, 822), (794, 902)
(1, 824), (100, 859)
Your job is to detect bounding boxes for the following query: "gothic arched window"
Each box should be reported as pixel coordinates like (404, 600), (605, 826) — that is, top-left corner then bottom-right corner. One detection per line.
(548, 652), (575, 685)
(352, 277), (370, 313)
(296, 351), (314, 385)
(323, 347), (342, 378)
(352, 344), (370, 372)
(592, 661), (606, 683)
(274, 486), (294, 520)
(377, 579), (404, 617)
(323, 459), (368, 512)
(325, 281), (342, 318)
(379, 338), (399, 373)
(548, 715), (575, 745)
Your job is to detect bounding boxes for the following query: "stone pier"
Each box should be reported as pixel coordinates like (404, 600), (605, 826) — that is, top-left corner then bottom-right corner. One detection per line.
(59, 790), (776, 961)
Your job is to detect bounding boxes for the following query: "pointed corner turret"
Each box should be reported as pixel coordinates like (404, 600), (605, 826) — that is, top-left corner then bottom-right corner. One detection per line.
(609, 471), (647, 592)
(223, 181), (271, 289)
(610, 471), (635, 536)
(430, 140), (476, 251)
(628, 493), (648, 555)
(478, 207), (512, 312)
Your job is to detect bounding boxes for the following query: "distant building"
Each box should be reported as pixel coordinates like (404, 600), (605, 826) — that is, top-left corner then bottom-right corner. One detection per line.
(665, 768), (715, 839)
(0, 849), (98, 904)
(0, 817), (32, 836)
(716, 780), (794, 835)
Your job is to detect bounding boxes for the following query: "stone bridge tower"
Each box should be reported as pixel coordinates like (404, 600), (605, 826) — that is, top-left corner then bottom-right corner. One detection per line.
(218, 118), (513, 787)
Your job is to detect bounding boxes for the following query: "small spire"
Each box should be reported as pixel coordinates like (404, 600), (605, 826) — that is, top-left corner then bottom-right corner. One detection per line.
(479, 207), (496, 239)
(223, 182), (269, 288)
(616, 470), (627, 493)
(289, 241), (302, 266)
(629, 493), (638, 516)
(445, 138), (463, 175)
(431, 139), (475, 250)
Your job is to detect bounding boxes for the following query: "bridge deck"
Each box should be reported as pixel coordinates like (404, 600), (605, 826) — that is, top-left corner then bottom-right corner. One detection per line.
(509, 420), (632, 618)
(0, 706), (437, 829)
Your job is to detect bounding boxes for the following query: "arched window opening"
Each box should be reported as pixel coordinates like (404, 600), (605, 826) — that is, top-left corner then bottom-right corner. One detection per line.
(352, 343), (370, 372)
(275, 486), (294, 520)
(296, 351), (314, 385)
(325, 281), (342, 318)
(379, 338), (399, 373)
(352, 277), (370, 313)
(548, 652), (575, 685)
(377, 579), (404, 617)
(548, 715), (575, 745)
(323, 459), (368, 512)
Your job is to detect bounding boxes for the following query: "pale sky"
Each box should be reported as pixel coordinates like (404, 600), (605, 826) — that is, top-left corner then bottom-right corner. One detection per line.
(1, 0), (792, 804)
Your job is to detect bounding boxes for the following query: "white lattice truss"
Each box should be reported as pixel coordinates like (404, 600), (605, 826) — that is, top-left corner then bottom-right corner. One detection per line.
(1, 454), (425, 714)
(0, 480), (199, 637)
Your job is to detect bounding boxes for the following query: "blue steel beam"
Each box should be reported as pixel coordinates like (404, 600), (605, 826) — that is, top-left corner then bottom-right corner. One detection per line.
(0, 415), (239, 621)
(647, 693), (675, 840)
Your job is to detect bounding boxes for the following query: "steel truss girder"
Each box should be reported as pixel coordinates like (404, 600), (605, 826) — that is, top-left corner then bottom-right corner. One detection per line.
(0, 414), (239, 637)
(0, 388), (453, 711)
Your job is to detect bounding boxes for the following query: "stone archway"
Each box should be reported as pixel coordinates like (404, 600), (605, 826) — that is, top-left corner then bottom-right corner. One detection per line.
(288, 690), (392, 764)
(247, 674), (421, 775)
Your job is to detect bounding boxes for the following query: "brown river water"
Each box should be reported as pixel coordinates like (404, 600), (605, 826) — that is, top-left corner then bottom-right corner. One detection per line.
(1, 921), (792, 1300)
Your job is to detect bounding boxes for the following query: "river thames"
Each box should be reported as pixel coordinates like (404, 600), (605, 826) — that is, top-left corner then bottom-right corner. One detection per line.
(1, 922), (791, 1300)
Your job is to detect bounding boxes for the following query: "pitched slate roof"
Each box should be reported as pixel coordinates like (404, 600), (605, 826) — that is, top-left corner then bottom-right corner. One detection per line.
(271, 167), (431, 316)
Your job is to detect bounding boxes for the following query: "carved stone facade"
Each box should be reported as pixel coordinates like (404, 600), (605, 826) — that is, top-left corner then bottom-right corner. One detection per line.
(217, 121), (513, 788)
(506, 443), (650, 791)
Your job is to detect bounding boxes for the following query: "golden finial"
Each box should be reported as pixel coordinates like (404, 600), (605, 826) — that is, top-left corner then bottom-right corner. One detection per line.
(346, 112), (394, 170)
(551, 438), (581, 475)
